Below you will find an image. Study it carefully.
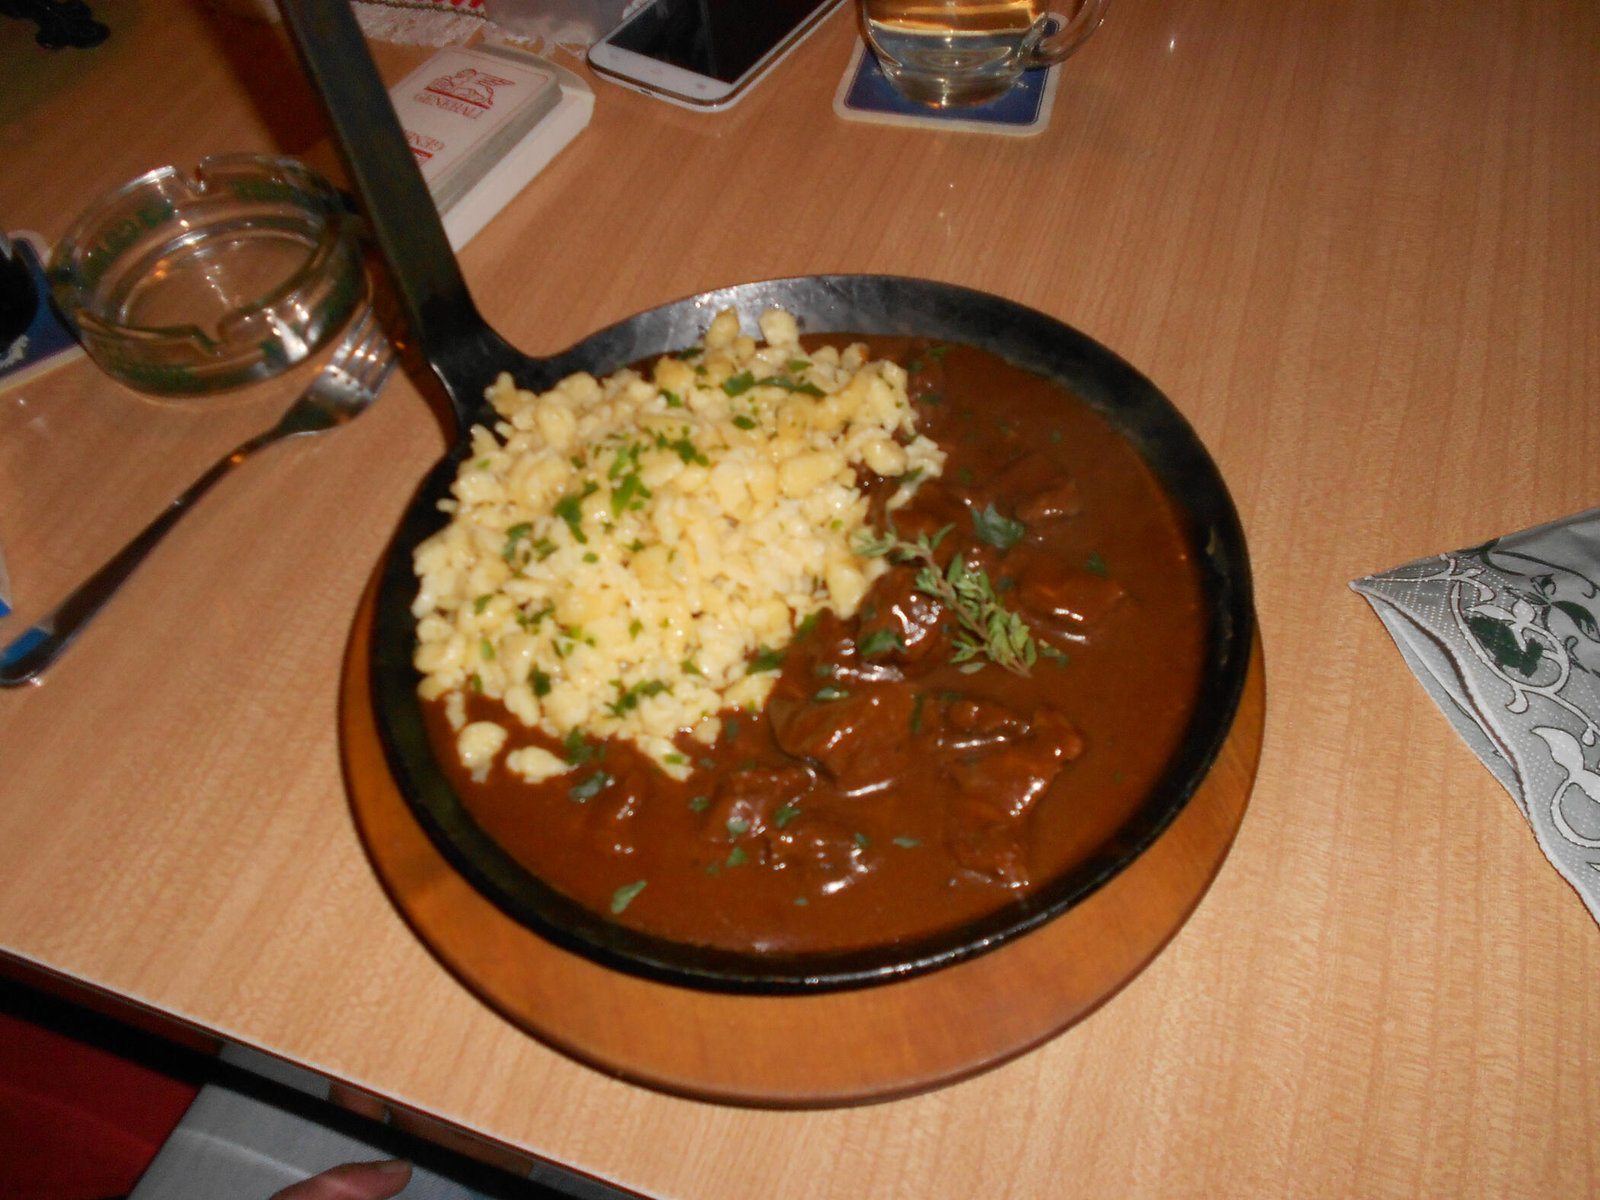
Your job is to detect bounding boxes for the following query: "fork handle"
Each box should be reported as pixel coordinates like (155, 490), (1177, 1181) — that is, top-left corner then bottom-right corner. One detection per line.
(0, 441), (258, 687)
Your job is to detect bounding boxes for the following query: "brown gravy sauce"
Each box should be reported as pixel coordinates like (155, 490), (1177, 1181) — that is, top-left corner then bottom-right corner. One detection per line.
(423, 340), (1207, 954)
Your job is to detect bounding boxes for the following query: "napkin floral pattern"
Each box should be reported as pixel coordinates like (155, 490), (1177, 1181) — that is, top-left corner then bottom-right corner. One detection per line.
(1352, 509), (1600, 925)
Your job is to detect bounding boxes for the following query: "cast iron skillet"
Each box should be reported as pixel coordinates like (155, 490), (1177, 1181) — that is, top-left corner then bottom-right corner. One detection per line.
(279, 0), (1255, 995)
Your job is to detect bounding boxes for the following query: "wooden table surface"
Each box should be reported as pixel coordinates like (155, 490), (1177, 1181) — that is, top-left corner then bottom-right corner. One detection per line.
(2, 1), (1596, 1195)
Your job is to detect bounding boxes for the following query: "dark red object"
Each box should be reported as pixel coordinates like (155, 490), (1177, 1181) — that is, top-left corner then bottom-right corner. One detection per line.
(0, 1011), (198, 1200)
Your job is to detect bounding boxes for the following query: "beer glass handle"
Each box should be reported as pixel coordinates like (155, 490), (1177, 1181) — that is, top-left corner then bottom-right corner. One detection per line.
(1025, 0), (1115, 68)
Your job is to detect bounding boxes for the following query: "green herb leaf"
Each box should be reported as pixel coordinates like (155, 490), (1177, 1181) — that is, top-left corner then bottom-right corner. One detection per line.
(569, 770), (612, 802)
(722, 370), (757, 396)
(973, 503), (1026, 552)
(553, 482), (598, 544)
(562, 728), (595, 766)
(610, 880), (647, 914)
(858, 628), (906, 659)
(747, 646), (786, 674)
(610, 471), (651, 516)
(1085, 551), (1109, 577)
(606, 678), (671, 717)
(762, 374), (824, 397)
(661, 432), (708, 466)
(501, 522), (532, 560)
(856, 527), (1038, 676)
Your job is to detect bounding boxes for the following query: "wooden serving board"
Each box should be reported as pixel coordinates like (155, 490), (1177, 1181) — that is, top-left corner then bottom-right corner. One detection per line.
(340, 581), (1264, 1107)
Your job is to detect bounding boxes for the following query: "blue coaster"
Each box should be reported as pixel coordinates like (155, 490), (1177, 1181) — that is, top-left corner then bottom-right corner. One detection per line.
(0, 232), (83, 394)
(832, 28), (1060, 136)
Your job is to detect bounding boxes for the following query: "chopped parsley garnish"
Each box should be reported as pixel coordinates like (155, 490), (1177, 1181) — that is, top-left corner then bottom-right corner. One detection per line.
(562, 728), (596, 765)
(1085, 551), (1109, 577)
(501, 522), (532, 560)
(892, 836), (922, 848)
(657, 430), (708, 466)
(610, 468), (652, 516)
(532, 669), (552, 697)
(813, 685), (851, 702)
(732, 414), (758, 430)
(972, 503), (1026, 552)
(610, 880), (646, 914)
(606, 678), (671, 717)
(747, 646), (786, 673)
(773, 803), (801, 828)
(725, 818), (750, 838)
(722, 368), (822, 398)
(762, 374), (824, 397)
(858, 628), (906, 659)
(569, 770), (612, 802)
(553, 481), (598, 544)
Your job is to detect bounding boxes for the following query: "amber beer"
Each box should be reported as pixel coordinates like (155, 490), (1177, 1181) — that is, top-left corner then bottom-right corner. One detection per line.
(860, 0), (1112, 107)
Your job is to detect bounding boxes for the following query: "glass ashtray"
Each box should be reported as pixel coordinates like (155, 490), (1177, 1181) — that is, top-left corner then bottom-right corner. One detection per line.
(48, 154), (363, 397)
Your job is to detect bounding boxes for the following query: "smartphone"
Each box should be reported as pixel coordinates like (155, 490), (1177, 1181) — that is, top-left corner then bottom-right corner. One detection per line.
(587, 0), (845, 112)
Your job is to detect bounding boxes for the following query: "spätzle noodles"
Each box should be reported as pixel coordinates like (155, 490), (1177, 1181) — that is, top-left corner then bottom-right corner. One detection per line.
(412, 307), (945, 779)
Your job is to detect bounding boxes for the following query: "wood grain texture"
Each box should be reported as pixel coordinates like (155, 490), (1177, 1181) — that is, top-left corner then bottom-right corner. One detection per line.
(2, 0), (1597, 1195)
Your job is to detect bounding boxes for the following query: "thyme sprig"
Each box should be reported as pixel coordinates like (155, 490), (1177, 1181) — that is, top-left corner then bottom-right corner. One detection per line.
(854, 525), (1037, 676)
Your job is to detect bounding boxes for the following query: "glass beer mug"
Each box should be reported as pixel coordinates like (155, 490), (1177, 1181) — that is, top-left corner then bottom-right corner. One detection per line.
(860, 0), (1113, 107)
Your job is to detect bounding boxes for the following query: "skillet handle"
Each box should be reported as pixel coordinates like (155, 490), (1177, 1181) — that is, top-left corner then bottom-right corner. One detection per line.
(277, 0), (507, 435)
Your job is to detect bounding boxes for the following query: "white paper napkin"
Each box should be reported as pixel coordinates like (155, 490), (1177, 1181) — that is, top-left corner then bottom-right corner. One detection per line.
(1352, 508), (1600, 924)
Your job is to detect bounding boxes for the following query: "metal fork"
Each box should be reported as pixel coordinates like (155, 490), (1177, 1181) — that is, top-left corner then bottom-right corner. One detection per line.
(0, 304), (396, 687)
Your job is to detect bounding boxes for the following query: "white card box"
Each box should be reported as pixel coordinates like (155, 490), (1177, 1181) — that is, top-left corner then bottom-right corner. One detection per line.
(389, 44), (594, 249)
